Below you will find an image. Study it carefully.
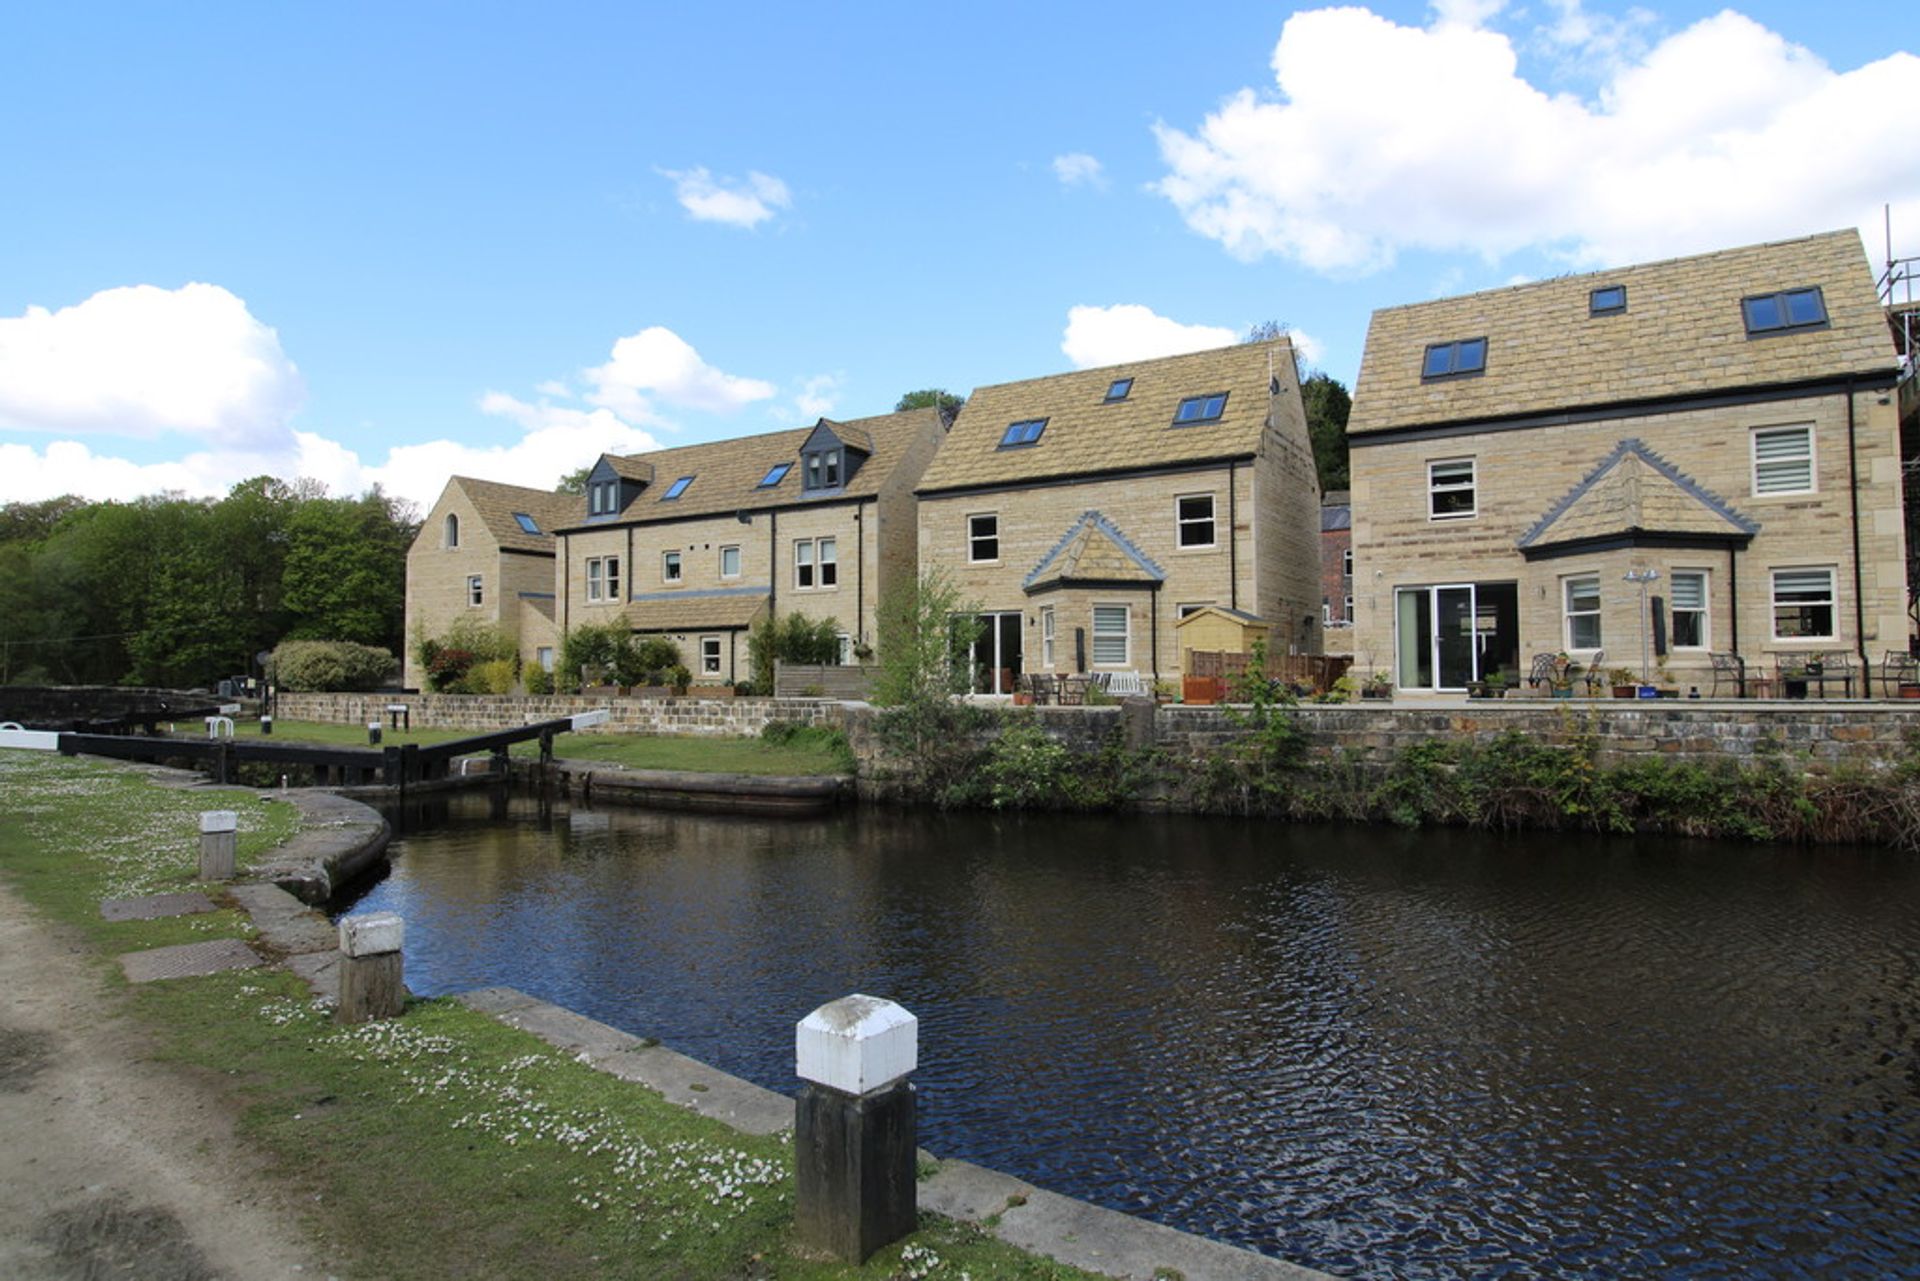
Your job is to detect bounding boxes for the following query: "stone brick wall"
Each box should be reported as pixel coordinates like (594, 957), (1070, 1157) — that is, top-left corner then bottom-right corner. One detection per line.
(273, 691), (832, 737)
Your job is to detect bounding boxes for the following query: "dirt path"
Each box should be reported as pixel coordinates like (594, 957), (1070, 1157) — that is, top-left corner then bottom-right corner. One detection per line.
(0, 880), (332, 1280)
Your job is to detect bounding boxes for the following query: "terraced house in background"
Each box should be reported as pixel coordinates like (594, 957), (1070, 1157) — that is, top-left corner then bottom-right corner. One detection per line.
(1347, 229), (1915, 695)
(552, 408), (947, 684)
(404, 476), (575, 690)
(915, 342), (1323, 691)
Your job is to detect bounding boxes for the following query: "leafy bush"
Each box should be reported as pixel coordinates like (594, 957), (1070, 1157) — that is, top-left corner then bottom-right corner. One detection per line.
(459, 657), (518, 695)
(748, 612), (842, 692)
(270, 640), (398, 692)
(620, 636), (682, 687)
(414, 618), (516, 692)
(558, 622), (631, 692)
(525, 666), (554, 696)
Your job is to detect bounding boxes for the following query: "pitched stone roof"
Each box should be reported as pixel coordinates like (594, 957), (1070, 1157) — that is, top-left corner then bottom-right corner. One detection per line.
(1350, 230), (1898, 435)
(562, 407), (943, 530)
(1518, 438), (1760, 553)
(919, 342), (1292, 494)
(1023, 511), (1166, 593)
(449, 477), (576, 554)
(622, 587), (771, 631)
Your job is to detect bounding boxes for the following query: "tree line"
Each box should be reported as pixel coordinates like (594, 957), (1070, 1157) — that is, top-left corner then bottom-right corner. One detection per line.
(0, 478), (416, 689)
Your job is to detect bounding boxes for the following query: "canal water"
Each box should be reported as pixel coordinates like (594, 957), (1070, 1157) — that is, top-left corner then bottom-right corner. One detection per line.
(346, 790), (1920, 1279)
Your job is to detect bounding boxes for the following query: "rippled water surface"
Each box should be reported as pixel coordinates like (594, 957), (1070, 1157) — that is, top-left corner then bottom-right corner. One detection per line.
(349, 792), (1920, 1278)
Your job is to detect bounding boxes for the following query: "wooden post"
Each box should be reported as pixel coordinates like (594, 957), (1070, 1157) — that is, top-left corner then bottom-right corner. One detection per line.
(336, 912), (405, 1024)
(794, 995), (918, 1263)
(198, 810), (237, 881)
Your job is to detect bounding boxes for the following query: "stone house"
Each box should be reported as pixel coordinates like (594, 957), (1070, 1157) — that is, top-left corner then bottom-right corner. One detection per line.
(1320, 491), (1353, 656)
(1347, 229), (1912, 694)
(551, 408), (947, 686)
(915, 343), (1323, 692)
(403, 477), (575, 689)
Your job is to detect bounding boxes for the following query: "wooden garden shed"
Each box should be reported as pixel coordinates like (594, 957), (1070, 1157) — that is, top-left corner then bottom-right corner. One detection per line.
(1175, 606), (1270, 675)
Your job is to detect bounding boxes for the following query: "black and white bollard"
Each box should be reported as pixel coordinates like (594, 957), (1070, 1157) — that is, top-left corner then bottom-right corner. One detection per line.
(198, 810), (237, 881)
(336, 912), (405, 1024)
(260, 714), (273, 736)
(794, 995), (918, 1263)
(367, 720), (382, 745)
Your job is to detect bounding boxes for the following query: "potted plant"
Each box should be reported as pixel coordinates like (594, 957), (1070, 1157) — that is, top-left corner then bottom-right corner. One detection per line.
(1361, 672), (1393, 701)
(1608, 667), (1639, 698)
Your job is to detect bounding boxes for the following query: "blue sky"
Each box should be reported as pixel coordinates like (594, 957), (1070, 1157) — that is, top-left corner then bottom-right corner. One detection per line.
(2, 0), (1915, 507)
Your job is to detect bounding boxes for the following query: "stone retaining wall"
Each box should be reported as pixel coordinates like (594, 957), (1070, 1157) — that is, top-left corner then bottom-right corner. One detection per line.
(272, 691), (832, 737)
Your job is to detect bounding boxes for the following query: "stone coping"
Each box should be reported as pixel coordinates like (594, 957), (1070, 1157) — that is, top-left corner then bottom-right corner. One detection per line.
(249, 790), (391, 906)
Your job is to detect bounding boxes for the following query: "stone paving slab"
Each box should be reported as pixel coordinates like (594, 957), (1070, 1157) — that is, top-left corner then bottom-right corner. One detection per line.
(99, 891), (217, 922)
(119, 938), (261, 984)
(228, 883), (336, 954)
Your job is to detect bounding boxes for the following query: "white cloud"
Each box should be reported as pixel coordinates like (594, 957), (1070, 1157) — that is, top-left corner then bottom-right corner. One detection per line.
(584, 326), (776, 422)
(1286, 327), (1326, 366)
(0, 283), (304, 448)
(794, 374), (842, 421)
(1060, 304), (1237, 369)
(660, 166), (792, 229)
(1052, 152), (1108, 189)
(1153, 6), (1920, 273)
(1431, 0), (1507, 28)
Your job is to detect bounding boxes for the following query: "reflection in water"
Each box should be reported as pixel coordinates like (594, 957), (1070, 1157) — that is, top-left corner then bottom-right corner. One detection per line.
(351, 792), (1920, 1279)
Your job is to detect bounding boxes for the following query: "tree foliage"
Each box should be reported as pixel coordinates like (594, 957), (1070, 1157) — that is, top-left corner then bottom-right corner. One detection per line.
(555, 467), (591, 496)
(747, 611), (842, 692)
(895, 388), (965, 424)
(1301, 372), (1352, 493)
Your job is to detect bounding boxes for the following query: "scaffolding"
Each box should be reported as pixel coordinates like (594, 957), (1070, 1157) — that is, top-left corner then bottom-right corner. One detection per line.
(1886, 243), (1920, 633)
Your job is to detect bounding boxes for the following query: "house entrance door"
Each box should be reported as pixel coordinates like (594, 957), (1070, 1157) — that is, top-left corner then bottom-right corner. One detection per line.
(969, 611), (1023, 694)
(1395, 582), (1519, 692)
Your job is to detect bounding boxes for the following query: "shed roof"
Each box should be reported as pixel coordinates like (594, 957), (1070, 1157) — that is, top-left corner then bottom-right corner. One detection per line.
(622, 588), (771, 632)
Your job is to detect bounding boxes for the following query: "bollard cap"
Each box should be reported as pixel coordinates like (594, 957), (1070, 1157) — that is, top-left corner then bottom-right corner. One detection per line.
(338, 912), (404, 957)
(199, 810), (238, 834)
(796, 994), (916, 1095)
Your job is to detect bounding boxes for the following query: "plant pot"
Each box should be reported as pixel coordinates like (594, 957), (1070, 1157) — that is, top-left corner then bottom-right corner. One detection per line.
(1361, 687), (1393, 701)
(1549, 686), (1573, 699)
(1612, 686), (1637, 699)
(1012, 692), (1033, 706)
(1900, 684), (1920, 700)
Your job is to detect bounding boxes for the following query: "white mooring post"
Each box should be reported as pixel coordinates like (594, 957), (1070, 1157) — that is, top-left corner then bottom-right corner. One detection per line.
(336, 912), (406, 1024)
(366, 720), (382, 745)
(198, 810), (238, 881)
(794, 995), (918, 1263)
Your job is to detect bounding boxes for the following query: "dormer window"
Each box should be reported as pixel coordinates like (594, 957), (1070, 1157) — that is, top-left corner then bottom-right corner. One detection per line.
(998, 418), (1047, 448)
(513, 512), (540, 534)
(662, 475), (694, 501)
(1589, 285), (1626, 315)
(589, 481), (619, 516)
(1173, 393), (1228, 425)
(804, 449), (843, 491)
(758, 462), (791, 488)
(1104, 378), (1133, 402)
(1422, 338), (1487, 380)
(1743, 287), (1827, 336)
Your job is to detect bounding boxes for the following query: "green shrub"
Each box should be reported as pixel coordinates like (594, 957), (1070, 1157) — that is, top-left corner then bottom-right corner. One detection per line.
(269, 640), (398, 692)
(748, 612), (842, 692)
(525, 666), (554, 696)
(558, 622), (632, 692)
(459, 657), (518, 695)
(414, 619), (516, 692)
(620, 636), (682, 686)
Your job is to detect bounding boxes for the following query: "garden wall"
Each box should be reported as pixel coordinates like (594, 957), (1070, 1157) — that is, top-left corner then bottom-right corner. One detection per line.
(272, 691), (833, 737)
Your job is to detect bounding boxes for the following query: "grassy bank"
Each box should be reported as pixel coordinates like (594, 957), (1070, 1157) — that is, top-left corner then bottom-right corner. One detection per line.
(0, 751), (1087, 1280)
(231, 718), (854, 776)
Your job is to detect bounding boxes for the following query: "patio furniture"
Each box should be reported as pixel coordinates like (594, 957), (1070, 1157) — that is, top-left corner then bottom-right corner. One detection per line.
(1773, 652), (1854, 699)
(1581, 650), (1607, 696)
(1024, 673), (1058, 705)
(1526, 652), (1560, 690)
(1057, 676), (1089, 707)
(1881, 650), (1919, 698)
(1105, 671), (1150, 697)
(1707, 652), (1746, 698)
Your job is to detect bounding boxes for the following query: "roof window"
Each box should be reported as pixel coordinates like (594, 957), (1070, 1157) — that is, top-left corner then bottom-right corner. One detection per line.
(1104, 378), (1133, 402)
(1589, 285), (1626, 315)
(999, 418), (1047, 448)
(662, 475), (694, 501)
(758, 462), (791, 488)
(1422, 338), (1487, 380)
(512, 512), (541, 534)
(1172, 393), (1227, 425)
(1743, 287), (1827, 336)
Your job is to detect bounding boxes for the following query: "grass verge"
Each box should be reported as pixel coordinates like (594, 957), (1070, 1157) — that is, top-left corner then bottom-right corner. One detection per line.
(0, 750), (1086, 1281)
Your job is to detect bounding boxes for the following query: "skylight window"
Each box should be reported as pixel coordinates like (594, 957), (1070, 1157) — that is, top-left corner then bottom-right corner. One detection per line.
(1172, 393), (1227, 425)
(1743, 287), (1827, 336)
(1422, 338), (1487, 380)
(758, 462), (791, 488)
(513, 512), (541, 534)
(998, 418), (1047, 448)
(1589, 285), (1626, 315)
(1104, 378), (1133, 402)
(662, 475), (694, 501)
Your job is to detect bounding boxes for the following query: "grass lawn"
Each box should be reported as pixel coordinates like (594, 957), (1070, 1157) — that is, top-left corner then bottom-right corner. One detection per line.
(0, 750), (1091, 1281)
(230, 718), (853, 776)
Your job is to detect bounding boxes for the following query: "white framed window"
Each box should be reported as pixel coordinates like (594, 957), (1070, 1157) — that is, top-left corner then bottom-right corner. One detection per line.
(1342, 548), (1353, 577)
(586, 555), (621, 603)
(444, 513), (460, 548)
(818, 537), (838, 588)
(794, 539), (815, 589)
(1429, 458), (1476, 519)
(536, 646), (554, 672)
(1669, 570), (1708, 648)
(1344, 596), (1354, 624)
(968, 513), (999, 563)
(1564, 575), (1601, 650)
(719, 544), (741, 579)
(662, 550), (682, 583)
(1092, 604), (1129, 666)
(466, 574), (483, 606)
(1771, 567), (1836, 640)
(699, 636), (722, 676)
(1041, 607), (1055, 668)
(1176, 494), (1216, 549)
(1752, 425), (1814, 495)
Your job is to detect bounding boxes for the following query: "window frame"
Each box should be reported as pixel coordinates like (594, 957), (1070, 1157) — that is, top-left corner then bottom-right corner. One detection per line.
(1175, 493), (1217, 550)
(1091, 604), (1130, 667)
(1103, 378), (1133, 402)
(699, 635), (723, 677)
(1589, 285), (1627, 316)
(661, 475), (694, 501)
(998, 418), (1048, 449)
(662, 550), (682, 584)
(1771, 566), (1837, 642)
(513, 511), (540, 535)
(1742, 287), (1828, 337)
(1669, 569), (1709, 650)
(1342, 548), (1353, 578)
(817, 536), (838, 588)
(758, 462), (791, 488)
(1040, 606), (1055, 668)
(1343, 595), (1355, 624)
(1751, 424), (1815, 496)
(467, 574), (483, 607)
(1428, 458), (1478, 521)
(1172, 392), (1228, 426)
(1564, 574), (1602, 651)
(823, 450), (841, 487)
(794, 539), (815, 590)
(719, 544), (741, 579)
(968, 513), (999, 564)
(585, 555), (622, 603)
(444, 513), (460, 548)
(1421, 337), (1487, 381)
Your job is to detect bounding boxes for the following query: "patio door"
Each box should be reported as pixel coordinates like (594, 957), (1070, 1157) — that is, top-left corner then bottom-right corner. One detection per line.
(968, 611), (1023, 694)
(1396, 584), (1479, 691)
